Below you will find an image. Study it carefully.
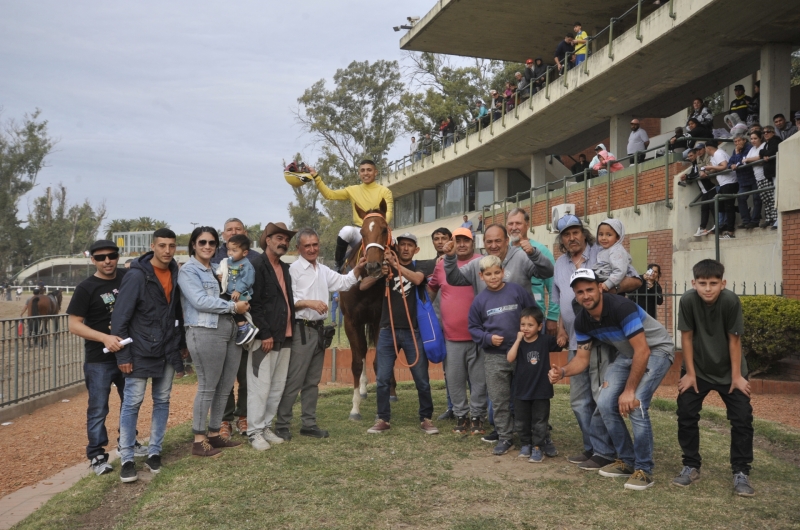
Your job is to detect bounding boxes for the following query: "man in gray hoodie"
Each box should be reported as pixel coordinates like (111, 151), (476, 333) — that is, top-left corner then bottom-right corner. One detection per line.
(443, 223), (553, 296)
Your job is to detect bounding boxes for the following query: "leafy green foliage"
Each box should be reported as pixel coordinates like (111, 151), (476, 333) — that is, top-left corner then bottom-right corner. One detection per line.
(103, 217), (170, 239)
(25, 184), (106, 259)
(740, 296), (800, 374)
(0, 109), (54, 276)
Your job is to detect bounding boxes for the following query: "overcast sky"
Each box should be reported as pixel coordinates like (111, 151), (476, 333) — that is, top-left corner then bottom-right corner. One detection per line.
(1, 0), (432, 234)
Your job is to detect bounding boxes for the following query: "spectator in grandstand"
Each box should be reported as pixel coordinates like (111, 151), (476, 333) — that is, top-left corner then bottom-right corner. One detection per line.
(504, 82), (516, 111)
(476, 214), (484, 233)
(445, 116), (456, 147)
(461, 214), (474, 234)
(439, 118), (449, 146)
(420, 133), (433, 156)
(795, 111), (800, 130)
(728, 85), (752, 123)
(744, 130), (776, 229)
(628, 263), (664, 320)
(761, 125), (781, 182)
(531, 58), (547, 93)
(773, 113), (797, 140)
(410, 136), (419, 161)
(573, 154), (592, 181)
(688, 98), (714, 129)
(489, 90), (503, 121)
(627, 119), (650, 163)
(554, 33), (575, 75)
(573, 23), (588, 65)
(591, 144), (624, 176)
(524, 59), (536, 89)
(728, 135), (760, 230)
(702, 141), (734, 238)
(514, 72), (530, 102)
(668, 127), (689, 153)
(685, 118), (712, 150)
(472, 100), (488, 128)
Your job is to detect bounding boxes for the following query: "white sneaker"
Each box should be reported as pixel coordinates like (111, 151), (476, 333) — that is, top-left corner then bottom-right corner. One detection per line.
(693, 227), (705, 237)
(91, 455), (113, 476)
(262, 427), (284, 444)
(115, 440), (149, 458)
(249, 432), (271, 451)
(706, 225), (715, 235)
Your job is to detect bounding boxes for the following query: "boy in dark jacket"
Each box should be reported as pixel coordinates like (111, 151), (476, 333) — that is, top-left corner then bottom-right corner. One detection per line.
(111, 229), (187, 482)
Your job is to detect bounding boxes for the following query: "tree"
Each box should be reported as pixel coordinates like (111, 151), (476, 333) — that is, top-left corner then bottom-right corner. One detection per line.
(25, 184), (106, 259)
(0, 109), (55, 275)
(104, 217), (169, 239)
(294, 59), (406, 260)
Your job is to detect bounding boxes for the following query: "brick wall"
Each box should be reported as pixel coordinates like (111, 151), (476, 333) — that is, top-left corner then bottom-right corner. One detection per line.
(782, 209), (800, 299)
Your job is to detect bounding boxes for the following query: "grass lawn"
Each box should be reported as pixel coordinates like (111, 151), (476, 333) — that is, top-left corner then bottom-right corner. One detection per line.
(14, 383), (800, 530)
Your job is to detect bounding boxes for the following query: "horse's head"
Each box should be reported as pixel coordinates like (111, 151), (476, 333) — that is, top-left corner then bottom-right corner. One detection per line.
(356, 199), (390, 278)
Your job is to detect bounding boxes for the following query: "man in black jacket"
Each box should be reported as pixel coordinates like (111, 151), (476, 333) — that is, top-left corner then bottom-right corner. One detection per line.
(246, 222), (297, 450)
(111, 228), (188, 482)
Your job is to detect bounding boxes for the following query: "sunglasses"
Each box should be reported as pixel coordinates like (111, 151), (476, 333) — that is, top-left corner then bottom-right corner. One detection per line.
(92, 252), (119, 261)
(196, 239), (217, 247)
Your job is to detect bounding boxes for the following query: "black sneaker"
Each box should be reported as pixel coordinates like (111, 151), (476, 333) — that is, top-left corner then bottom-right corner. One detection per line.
(437, 409), (455, 421)
(543, 437), (559, 457)
(567, 449), (593, 464)
(470, 417), (485, 436)
(145, 455), (162, 474)
(235, 323), (257, 346)
(275, 428), (293, 441)
(453, 416), (468, 434)
(578, 455), (615, 471)
(300, 425), (330, 438)
(481, 430), (499, 443)
(733, 472), (755, 497)
(120, 461), (138, 483)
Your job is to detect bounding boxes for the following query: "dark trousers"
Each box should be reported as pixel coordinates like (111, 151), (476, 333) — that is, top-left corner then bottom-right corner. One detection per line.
(699, 188), (717, 229)
(676, 372), (753, 474)
(718, 183), (739, 232)
(737, 182), (761, 224)
(514, 398), (550, 446)
(222, 348), (249, 421)
(376, 329), (433, 422)
(84, 362), (125, 460)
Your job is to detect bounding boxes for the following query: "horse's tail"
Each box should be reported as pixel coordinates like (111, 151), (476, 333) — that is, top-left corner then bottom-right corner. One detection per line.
(30, 296), (40, 317)
(366, 321), (378, 348)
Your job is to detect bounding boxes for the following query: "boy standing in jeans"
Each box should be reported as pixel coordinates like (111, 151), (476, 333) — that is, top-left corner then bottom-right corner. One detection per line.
(673, 259), (755, 496)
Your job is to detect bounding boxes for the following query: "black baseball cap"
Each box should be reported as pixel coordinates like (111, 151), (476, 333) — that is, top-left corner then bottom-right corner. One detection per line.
(89, 239), (119, 253)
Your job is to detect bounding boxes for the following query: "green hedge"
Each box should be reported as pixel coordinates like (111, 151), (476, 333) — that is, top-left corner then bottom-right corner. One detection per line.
(741, 296), (800, 374)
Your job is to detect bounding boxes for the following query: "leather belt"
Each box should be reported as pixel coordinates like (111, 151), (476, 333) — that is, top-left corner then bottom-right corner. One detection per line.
(296, 319), (323, 329)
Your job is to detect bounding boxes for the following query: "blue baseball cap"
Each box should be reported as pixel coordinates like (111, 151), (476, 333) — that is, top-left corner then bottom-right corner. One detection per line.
(557, 214), (583, 233)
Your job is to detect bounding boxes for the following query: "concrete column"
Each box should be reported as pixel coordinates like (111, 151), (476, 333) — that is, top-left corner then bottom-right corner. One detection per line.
(610, 114), (632, 160)
(494, 168), (508, 202)
(759, 44), (792, 128)
(661, 108), (687, 134)
(530, 153), (547, 189)
(723, 75), (754, 111)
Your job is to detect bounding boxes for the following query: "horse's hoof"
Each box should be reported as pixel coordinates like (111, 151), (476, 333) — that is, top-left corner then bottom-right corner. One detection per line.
(360, 393), (367, 399)
(389, 396), (398, 402)
(349, 413), (362, 421)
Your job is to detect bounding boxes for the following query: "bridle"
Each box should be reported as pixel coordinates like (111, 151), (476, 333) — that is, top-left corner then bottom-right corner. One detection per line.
(361, 212), (392, 254)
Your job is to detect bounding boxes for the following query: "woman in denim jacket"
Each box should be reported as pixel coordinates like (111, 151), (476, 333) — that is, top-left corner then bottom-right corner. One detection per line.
(178, 226), (250, 457)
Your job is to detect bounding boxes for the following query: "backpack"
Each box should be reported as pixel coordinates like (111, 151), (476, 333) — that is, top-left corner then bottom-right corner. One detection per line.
(415, 282), (447, 364)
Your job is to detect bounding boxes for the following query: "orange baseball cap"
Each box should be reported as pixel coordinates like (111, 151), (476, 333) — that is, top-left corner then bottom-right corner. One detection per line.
(452, 227), (473, 240)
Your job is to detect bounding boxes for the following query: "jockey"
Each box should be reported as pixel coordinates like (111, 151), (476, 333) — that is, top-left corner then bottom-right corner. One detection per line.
(311, 159), (394, 270)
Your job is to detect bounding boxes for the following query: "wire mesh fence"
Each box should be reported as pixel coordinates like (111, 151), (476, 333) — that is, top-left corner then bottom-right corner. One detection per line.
(0, 315), (84, 408)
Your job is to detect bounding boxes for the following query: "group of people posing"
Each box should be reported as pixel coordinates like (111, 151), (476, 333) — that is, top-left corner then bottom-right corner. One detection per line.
(69, 159), (755, 498)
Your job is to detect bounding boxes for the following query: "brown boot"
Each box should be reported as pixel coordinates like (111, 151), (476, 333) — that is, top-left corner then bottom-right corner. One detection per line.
(208, 435), (242, 448)
(192, 439), (223, 457)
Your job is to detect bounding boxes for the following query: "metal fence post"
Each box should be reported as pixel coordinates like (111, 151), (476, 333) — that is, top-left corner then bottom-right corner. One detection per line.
(583, 170), (590, 223)
(545, 182), (551, 231)
(636, 0), (643, 41)
(606, 160), (614, 218)
(669, 0), (676, 19)
(714, 195), (720, 261)
(633, 152), (641, 214)
(331, 347), (337, 383)
(608, 18), (616, 59)
(664, 144), (673, 209)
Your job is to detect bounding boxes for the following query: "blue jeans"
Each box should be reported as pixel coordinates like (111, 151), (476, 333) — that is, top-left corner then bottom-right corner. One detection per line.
(119, 363), (175, 463)
(737, 182), (761, 223)
(596, 353), (672, 474)
(568, 350), (594, 453)
(376, 329), (433, 422)
(84, 362), (125, 460)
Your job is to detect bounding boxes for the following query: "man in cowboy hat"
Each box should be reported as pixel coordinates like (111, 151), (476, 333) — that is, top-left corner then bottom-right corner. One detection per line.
(246, 222), (298, 451)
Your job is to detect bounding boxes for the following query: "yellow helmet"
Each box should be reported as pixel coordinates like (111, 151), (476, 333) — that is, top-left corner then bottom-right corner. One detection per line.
(284, 171), (314, 188)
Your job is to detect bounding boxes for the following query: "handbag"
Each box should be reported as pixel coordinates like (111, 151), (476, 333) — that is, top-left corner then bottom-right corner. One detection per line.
(415, 286), (447, 364)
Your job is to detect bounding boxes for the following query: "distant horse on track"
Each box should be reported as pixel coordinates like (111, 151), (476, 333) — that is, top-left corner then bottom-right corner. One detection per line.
(23, 289), (63, 347)
(339, 199), (397, 420)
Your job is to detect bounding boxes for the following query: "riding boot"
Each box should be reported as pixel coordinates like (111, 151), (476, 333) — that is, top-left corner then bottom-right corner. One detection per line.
(334, 237), (348, 271)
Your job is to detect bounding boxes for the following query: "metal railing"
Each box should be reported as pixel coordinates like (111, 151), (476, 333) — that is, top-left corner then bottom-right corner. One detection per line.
(0, 315), (84, 408)
(688, 156), (775, 261)
(386, 0), (677, 185)
(627, 280), (782, 342)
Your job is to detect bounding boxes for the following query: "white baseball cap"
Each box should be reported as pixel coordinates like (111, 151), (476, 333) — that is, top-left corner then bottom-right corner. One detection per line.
(569, 268), (597, 287)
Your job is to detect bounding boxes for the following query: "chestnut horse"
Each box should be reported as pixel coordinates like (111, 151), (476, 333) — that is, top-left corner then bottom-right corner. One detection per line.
(23, 289), (63, 346)
(339, 199), (397, 420)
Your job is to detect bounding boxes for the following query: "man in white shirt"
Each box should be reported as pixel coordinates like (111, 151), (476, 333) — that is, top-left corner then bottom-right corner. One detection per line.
(703, 140), (736, 237)
(273, 228), (365, 440)
(627, 119), (650, 163)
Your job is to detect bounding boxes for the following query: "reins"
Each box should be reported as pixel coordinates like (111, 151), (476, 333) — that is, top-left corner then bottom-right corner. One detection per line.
(360, 211), (420, 368)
